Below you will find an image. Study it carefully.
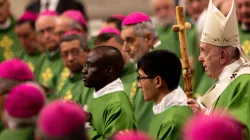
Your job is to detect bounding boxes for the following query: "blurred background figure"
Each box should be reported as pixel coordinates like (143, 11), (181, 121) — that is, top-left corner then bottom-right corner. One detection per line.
(0, 0), (24, 62)
(35, 10), (64, 99)
(0, 83), (45, 140)
(109, 130), (152, 140)
(36, 100), (88, 140)
(183, 114), (244, 140)
(15, 11), (45, 79)
(100, 14), (125, 31)
(25, 0), (89, 21)
(57, 30), (93, 106)
(0, 58), (35, 134)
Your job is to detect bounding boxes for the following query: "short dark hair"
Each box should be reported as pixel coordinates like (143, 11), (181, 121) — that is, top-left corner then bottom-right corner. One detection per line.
(137, 50), (182, 90)
(60, 33), (89, 51)
(94, 33), (124, 46)
(16, 20), (35, 30)
(103, 16), (123, 31)
(93, 45), (124, 77)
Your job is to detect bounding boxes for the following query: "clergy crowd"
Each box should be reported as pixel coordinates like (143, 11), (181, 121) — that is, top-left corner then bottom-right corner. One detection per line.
(0, 0), (250, 139)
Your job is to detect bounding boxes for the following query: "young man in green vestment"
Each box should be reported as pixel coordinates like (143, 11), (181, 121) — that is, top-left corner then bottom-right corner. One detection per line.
(0, 0), (25, 62)
(0, 83), (45, 140)
(35, 10), (64, 97)
(187, 0), (250, 137)
(137, 50), (193, 140)
(94, 28), (137, 97)
(58, 31), (93, 105)
(82, 46), (137, 139)
(15, 11), (45, 79)
(121, 12), (180, 131)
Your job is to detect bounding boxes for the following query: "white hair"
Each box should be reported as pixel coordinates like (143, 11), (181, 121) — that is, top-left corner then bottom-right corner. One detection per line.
(122, 21), (159, 41)
(4, 111), (37, 130)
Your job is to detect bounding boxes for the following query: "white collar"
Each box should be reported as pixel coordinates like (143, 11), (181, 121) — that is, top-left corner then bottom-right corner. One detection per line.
(153, 86), (188, 115)
(153, 40), (162, 48)
(93, 78), (124, 98)
(0, 18), (11, 30)
(218, 58), (245, 83)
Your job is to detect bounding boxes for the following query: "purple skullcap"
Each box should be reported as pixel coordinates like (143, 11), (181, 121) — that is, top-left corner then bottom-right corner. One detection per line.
(112, 14), (125, 21)
(38, 10), (58, 19)
(5, 84), (45, 118)
(18, 11), (37, 22)
(38, 100), (86, 137)
(113, 130), (152, 140)
(183, 114), (243, 140)
(122, 12), (151, 26)
(62, 10), (87, 27)
(98, 27), (121, 35)
(0, 58), (34, 81)
(63, 30), (83, 38)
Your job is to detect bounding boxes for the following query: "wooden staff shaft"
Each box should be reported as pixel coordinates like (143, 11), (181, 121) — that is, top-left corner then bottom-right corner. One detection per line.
(173, 6), (193, 98)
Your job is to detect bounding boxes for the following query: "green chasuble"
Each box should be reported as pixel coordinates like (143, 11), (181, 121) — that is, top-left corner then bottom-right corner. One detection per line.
(57, 69), (93, 105)
(239, 27), (250, 57)
(0, 127), (34, 140)
(38, 51), (64, 98)
(88, 91), (137, 139)
(22, 51), (45, 80)
(213, 74), (250, 136)
(149, 106), (193, 140)
(120, 63), (137, 96)
(88, 36), (95, 49)
(0, 17), (25, 62)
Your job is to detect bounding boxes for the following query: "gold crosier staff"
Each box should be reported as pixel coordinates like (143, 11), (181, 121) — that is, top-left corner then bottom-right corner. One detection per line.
(172, 6), (193, 98)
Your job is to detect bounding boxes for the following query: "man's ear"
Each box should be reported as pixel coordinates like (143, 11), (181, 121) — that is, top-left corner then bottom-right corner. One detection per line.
(155, 76), (163, 88)
(105, 65), (114, 76)
(145, 32), (154, 48)
(219, 49), (228, 65)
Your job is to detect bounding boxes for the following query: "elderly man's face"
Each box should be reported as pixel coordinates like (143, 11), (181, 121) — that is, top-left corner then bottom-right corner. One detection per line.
(199, 42), (223, 79)
(121, 26), (150, 64)
(36, 16), (59, 51)
(0, 0), (10, 24)
(152, 0), (175, 25)
(15, 22), (37, 54)
(236, 0), (250, 25)
(185, 0), (208, 21)
(55, 16), (73, 40)
(60, 39), (88, 73)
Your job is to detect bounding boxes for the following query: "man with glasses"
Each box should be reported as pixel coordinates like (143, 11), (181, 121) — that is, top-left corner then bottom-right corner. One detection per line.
(137, 50), (192, 140)
(82, 45), (136, 139)
(121, 12), (167, 131)
(15, 11), (45, 79)
(35, 10), (64, 99)
(57, 30), (93, 105)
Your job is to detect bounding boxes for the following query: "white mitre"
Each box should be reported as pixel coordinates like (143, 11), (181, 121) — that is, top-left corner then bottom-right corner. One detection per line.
(201, 0), (250, 62)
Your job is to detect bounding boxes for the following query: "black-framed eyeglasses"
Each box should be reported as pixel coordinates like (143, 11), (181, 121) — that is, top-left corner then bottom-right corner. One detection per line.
(137, 76), (156, 82)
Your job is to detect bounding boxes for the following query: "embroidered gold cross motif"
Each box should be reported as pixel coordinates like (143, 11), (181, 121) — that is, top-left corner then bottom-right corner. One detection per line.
(129, 81), (137, 103)
(57, 68), (70, 92)
(242, 40), (250, 56)
(0, 36), (14, 59)
(64, 89), (73, 100)
(42, 67), (53, 86)
(27, 62), (35, 72)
